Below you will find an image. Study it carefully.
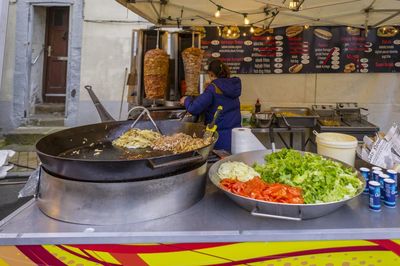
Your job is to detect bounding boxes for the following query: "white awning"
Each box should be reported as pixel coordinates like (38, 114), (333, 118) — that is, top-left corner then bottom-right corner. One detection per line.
(116, 0), (400, 28)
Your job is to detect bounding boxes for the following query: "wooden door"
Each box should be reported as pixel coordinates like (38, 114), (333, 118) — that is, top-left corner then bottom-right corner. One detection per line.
(43, 7), (69, 103)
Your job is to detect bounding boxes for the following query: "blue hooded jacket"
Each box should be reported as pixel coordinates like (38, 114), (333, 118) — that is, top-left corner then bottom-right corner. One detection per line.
(184, 77), (242, 152)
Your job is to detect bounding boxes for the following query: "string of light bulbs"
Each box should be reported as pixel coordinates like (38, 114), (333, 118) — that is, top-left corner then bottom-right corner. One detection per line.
(209, 0), (278, 26)
(154, 0), (298, 34)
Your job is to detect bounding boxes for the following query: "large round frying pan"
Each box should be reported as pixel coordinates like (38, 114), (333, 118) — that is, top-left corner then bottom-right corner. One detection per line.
(36, 120), (217, 182)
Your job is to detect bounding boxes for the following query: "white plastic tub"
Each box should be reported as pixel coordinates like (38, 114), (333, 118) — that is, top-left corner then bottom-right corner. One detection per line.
(315, 132), (358, 166)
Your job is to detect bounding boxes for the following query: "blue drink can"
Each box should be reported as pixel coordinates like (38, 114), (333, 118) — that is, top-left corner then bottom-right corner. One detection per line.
(379, 173), (389, 199)
(369, 181), (381, 211)
(359, 167), (370, 194)
(386, 169), (398, 196)
(372, 170), (382, 182)
(372, 166), (382, 172)
(383, 178), (396, 208)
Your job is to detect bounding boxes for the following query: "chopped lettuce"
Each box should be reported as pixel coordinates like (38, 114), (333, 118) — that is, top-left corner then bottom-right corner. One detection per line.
(253, 149), (362, 204)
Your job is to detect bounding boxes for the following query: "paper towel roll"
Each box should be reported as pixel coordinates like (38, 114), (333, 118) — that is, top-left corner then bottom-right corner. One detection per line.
(231, 128), (266, 155)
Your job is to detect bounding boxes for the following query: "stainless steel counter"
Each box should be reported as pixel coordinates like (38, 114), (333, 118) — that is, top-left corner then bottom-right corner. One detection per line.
(251, 127), (307, 150)
(0, 181), (399, 245)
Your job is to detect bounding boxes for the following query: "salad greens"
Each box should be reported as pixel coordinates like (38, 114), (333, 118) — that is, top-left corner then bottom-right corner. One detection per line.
(253, 149), (363, 204)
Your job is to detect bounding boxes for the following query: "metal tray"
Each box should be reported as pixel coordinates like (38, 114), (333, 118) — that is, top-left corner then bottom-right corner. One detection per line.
(271, 107), (319, 128)
(208, 150), (365, 220)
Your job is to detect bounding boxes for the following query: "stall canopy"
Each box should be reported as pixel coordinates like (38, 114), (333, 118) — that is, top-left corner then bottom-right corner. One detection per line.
(116, 0), (400, 28)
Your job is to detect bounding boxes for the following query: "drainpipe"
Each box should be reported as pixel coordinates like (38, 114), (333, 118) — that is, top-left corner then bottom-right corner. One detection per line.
(0, 0), (10, 88)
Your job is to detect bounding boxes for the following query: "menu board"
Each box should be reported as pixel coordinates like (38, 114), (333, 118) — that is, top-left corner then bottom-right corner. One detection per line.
(200, 26), (400, 74)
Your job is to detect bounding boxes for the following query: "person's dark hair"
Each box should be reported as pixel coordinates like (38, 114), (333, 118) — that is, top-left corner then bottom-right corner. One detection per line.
(208, 59), (230, 78)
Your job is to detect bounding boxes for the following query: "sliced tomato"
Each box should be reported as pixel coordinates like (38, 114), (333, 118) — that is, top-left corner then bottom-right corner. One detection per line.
(220, 177), (304, 204)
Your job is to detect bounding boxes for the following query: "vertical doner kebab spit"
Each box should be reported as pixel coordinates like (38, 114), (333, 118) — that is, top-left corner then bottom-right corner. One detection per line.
(182, 47), (204, 96)
(143, 49), (169, 99)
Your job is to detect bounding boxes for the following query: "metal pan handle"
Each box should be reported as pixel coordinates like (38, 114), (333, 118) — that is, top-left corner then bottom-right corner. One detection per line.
(251, 208), (302, 221)
(127, 106), (162, 134)
(280, 114), (291, 128)
(147, 152), (204, 169)
(178, 110), (188, 121)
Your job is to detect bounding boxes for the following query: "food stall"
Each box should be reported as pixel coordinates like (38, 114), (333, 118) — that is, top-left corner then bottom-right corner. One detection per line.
(1, 0), (400, 265)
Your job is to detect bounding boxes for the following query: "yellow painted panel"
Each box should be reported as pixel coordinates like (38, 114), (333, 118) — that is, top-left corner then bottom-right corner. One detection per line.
(139, 250), (229, 266)
(0, 259), (9, 266)
(43, 245), (100, 266)
(86, 250), (103, 261)
(60, 245), (89, 257)
(0, 246), (35, 266)
(197, 241), (375, 261)
(249, 251), (400, 266)
(86, 250), (121, 265)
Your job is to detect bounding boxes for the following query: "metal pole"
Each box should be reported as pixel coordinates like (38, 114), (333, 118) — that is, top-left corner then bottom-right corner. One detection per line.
(119, 67), (128, 120)
(0, 0), (10, 90)
(373, 11), (400, 27)
(156, 29), (160, 49)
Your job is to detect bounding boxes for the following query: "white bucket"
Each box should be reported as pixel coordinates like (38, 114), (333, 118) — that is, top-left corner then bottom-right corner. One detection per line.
(315, 132), (358, 166)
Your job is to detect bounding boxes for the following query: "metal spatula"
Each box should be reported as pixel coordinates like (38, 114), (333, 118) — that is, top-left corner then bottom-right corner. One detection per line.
(203, 106), (223, 140)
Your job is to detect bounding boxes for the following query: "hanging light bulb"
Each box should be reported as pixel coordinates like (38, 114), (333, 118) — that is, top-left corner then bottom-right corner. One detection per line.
(227, 27), (232, 34)
(243, 14), (250, 25)
(215, 6), (221, 18)
(250, 25), (255, 33)
(289, 0), (300, 11)
(243, 32), (247, 37)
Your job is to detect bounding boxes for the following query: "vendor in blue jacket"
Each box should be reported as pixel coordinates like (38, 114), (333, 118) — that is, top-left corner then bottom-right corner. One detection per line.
(180, 59), (241, 152)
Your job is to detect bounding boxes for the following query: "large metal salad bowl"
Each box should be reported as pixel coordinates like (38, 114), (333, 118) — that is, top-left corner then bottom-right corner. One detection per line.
(209, 150), (366, 220)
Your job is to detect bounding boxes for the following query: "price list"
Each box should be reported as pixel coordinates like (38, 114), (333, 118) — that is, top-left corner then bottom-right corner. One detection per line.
(251, 34), (284, 74)
(199, 26), (400, 74)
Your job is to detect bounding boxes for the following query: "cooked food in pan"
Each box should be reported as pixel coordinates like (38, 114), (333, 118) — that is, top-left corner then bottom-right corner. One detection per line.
(319, 119), (341, 126)
(152, 133), (212, 154)
(112, 129), (161, 149)
(113, 129), (212, 154)
(277, 111), (301, 117)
